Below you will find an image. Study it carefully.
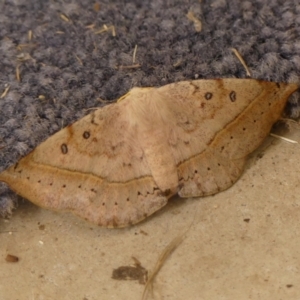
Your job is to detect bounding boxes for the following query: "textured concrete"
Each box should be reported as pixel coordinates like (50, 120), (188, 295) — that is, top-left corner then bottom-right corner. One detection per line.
(2, 126), (300, 300)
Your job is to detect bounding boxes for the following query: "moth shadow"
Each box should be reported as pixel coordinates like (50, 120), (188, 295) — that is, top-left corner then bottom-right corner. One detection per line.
(247, 120), (290, 167)
(13, 197), (42, 219)
(7, 195), (189, 230)
(139, 193), (188, 225)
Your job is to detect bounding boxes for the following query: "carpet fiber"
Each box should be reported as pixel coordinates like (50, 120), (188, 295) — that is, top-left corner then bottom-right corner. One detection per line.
(1, 0), (300, 216)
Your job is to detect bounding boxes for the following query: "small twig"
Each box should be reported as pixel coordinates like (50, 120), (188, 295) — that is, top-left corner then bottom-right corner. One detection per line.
(95, 24), (116, 37)
(60, 13), (70, 22)
(28, 30), (33, 41)
(133, 44), (138, 64)
(115, 64), (141, 70)
(16, 53), (31, 62)
(16, 44), (37, 51)
(270, 133), (298, 144)
(16, 65), (21, 82)
(85, 24), (95, 29)
(115, 45), (140, 70)
(0, 85), (10, 98)
(142, 215), (195, 300)
(95, 24), (108, 34)
(231, 48), (251, 77)
(173, 59), (183, 67)
(142, 234), (185, 300)
(186, 11), (202, 32)
(75, 54), (83, 66)
(111, 25), (116, 37)
(83, 107), (101, 112)
(38, 95), (46, 101)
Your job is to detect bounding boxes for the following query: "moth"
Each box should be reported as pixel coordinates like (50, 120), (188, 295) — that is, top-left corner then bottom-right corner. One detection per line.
(0, 79), (298, 227)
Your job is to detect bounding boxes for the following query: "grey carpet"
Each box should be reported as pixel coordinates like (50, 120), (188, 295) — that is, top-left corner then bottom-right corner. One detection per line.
(1, 0), (300, 216)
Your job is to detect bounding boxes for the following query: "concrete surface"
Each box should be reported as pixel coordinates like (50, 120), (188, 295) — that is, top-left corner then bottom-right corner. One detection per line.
(1, 125), (300, 300)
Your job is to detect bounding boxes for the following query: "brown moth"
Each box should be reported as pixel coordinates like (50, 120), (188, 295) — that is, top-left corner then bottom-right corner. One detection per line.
(0, 79), (298, 227)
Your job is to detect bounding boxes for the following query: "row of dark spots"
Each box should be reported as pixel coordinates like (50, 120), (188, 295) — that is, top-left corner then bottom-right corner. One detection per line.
(179, 164), (222, 181)
(189, 82), (237, 103)
(60, 131), (91, 154)
(204, 91), (237, 102)
(201, 89), (262, 145)
(77, 185), (96, 193)
(102, 197), (129, 207)
(194, 163), (221, 174)
(101, 189), (152, 207)
(230, 127), (247, 139)
(34, 179), (97, 194)
(36, 179), (64, 188)
(216, 126), (249, 153)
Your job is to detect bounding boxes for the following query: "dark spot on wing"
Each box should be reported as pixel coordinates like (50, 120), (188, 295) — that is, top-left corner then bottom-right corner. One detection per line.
(83, 131), (90, 139)
(61, 143), (68, 154)
(229, 91), (236, 102)
(205, 92), (213, 100)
